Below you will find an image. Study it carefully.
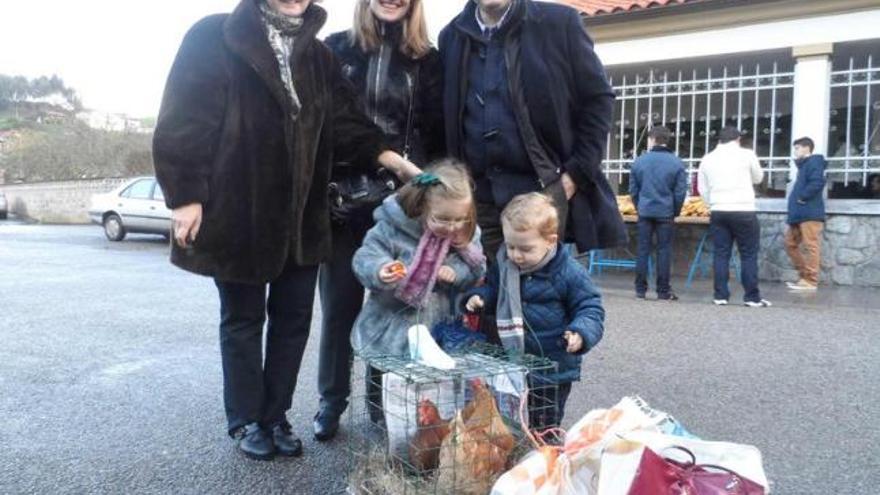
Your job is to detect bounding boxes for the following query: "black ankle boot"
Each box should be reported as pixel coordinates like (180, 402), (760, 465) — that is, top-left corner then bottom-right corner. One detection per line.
(272, 422), (303, 457)
(313, 410), (341, 442)
(236, 423), (274, 461)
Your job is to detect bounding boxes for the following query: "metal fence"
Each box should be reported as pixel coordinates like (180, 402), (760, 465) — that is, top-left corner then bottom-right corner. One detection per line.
(604, 63), (795, 196)
(828, 54), (880, 197)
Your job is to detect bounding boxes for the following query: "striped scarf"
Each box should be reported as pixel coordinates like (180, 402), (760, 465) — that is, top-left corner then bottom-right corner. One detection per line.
(495, 244), (557, 354)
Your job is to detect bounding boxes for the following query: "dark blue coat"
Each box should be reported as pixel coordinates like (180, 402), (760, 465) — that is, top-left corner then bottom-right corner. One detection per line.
(629, 146), (688, 218)
(788, 154), (827, 225)
(439, 0), (626, 251)
(465, 246), (604, 384)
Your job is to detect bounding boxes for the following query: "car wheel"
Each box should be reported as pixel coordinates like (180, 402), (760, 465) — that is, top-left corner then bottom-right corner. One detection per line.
(0, 212), (7, 220)
(103, 213), (126, 241)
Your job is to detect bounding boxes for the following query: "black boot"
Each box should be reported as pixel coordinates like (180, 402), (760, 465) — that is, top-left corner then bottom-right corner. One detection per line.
(235, 423), (274, 461)
(272, 422), (303, 457)
(313, 410), (341, 442)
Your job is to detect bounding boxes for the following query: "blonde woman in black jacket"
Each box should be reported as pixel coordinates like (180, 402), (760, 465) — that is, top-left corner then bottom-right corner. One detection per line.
(313, 0), (444, 441)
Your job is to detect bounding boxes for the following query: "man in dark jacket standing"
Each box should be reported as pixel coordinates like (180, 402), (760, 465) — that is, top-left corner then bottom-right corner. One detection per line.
(439, 0), (624, 260)
(785, 136), (827, 291)
(629, 127), (687, 300)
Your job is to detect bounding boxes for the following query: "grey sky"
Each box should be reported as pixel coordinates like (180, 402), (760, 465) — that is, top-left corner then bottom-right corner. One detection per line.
(0, 0), (467, 117)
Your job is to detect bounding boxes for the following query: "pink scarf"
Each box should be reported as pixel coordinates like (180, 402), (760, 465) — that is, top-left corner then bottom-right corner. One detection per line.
(394, 229), (484, 308)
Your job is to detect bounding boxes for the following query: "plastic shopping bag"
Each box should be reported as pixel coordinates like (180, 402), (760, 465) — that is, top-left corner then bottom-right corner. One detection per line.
(492, 396), (673, 495)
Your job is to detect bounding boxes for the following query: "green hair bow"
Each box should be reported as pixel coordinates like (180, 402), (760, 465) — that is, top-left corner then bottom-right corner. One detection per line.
(411, 172), (441, 188)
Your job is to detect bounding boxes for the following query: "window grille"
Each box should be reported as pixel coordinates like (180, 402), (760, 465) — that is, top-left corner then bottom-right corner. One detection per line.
(828, 53), (880, 199)
(605, 63), (795, 198)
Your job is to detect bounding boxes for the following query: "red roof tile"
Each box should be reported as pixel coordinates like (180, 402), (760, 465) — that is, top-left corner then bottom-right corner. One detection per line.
(558, 0), (705, 17)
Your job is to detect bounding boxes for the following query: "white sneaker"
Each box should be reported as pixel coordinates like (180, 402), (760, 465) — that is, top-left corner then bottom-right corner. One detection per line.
(787, 280), (818, 291)
(713, 299), (729, 306)
(744, 299), (773, 308)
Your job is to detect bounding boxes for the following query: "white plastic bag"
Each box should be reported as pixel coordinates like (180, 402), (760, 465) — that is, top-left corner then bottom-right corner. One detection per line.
(492, 396), (667, 495)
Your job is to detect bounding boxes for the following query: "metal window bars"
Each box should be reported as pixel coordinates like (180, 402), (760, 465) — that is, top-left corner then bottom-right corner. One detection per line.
(604, 64), (795, 195)
(828, 54), (880, 189)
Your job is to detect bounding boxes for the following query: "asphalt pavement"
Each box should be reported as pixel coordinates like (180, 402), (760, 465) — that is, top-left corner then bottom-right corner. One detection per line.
(0, 222), (877, 494)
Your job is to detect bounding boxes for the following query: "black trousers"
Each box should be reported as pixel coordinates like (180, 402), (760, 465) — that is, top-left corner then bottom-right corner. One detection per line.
(710, 211), (762, 303)
(316, 225), (365, 416)
(635, 217), (675, 296)
(214, 263), (318, 435)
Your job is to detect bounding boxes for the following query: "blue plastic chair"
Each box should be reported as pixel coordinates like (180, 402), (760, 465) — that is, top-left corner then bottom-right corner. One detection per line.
(685, 230), (741, 288)
(588, 250), (653, 279)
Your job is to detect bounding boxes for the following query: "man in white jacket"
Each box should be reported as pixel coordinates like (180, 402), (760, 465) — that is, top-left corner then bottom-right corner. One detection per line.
(697, 127), (772, 307)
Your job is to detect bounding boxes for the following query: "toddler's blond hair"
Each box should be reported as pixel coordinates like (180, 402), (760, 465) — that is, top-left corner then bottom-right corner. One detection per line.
(501, 192), (559, 241)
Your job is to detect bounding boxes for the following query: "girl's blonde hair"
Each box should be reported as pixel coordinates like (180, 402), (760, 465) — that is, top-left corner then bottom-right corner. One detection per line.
(397, 159), (477, 240)
(501, 193), (560, 241)
(350, 0), (431, 59)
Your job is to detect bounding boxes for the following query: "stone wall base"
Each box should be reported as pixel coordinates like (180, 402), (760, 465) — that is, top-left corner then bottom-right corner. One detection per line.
(596, 214), (880, 287)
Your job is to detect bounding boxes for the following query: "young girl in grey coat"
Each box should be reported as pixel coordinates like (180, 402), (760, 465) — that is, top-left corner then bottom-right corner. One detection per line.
(351, 161), (486, 358)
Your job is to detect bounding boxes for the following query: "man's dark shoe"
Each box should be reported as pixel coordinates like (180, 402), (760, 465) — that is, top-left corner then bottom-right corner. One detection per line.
(235, 423), (275, 461)
(658, 293), (679, 301)
(272, 422), (303, 457)
(635, 292), (647, 299)
(313, 410), (341, 442)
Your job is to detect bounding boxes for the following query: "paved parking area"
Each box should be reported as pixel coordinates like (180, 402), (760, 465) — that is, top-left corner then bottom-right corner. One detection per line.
(1, 223), (877, 494)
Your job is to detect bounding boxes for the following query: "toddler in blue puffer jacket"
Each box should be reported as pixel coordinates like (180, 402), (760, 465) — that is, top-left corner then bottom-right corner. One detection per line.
(464, 192), (604, 430)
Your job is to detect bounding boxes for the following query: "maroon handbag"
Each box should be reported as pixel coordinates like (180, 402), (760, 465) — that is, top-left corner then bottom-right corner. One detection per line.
(628, 446), (765, 495)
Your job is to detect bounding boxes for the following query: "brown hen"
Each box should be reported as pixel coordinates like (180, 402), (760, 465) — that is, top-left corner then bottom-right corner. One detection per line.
(437, 380), (516, 494)
(409, 398), (451, 473)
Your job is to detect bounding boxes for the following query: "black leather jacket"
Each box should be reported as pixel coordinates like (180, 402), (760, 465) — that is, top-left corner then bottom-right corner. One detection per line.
(325, 24), (445, 171)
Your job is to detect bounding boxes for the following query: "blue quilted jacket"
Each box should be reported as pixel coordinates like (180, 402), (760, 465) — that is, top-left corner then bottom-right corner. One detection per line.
(466, 245), (604, 383)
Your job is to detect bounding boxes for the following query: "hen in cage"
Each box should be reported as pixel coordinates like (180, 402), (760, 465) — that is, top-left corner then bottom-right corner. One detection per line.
(346, 345), (558, 495)
(409, 399), (450, 472)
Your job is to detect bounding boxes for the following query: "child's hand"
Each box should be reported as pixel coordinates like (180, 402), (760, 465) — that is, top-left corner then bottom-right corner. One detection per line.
(437, 265), (457, 284)
(465, 295), (484, 312)
(564, 330), (584, 354)
(379, 261), (407, 284)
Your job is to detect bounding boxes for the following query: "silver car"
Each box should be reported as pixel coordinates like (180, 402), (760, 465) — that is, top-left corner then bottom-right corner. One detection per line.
(89, 177), (171, 241)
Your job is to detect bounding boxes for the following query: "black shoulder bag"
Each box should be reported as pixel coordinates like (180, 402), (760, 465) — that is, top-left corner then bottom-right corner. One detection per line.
(329, 65), (419, 226)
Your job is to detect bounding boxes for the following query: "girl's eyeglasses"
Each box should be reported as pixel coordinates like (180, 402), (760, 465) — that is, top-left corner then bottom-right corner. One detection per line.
(428, 214), (469, 229)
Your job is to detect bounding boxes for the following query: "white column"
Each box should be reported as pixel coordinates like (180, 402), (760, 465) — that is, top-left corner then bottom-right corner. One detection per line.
(789, 44), (833, 187)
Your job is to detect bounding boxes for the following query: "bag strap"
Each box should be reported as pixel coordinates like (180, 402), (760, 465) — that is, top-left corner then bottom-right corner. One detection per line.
(402, 64), (419, 160)
(660, 445), (697, 467)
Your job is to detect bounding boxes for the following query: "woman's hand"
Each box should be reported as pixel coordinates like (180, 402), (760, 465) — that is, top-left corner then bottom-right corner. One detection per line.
(172, 203), (203, 248)
(378, 150), (422, 182)
(437, 265), (457, 284)
(564, 330), (584, 354)
(465, 295), (484, 313)
(378, 261), (407, 284)
(561, 172), (577, 200)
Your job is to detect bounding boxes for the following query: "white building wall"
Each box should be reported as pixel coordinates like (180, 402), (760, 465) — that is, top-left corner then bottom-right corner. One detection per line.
(595, 9), (880, 67)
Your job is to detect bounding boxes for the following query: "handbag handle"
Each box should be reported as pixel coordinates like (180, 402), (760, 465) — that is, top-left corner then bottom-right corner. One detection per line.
(660, 445), (697, 467)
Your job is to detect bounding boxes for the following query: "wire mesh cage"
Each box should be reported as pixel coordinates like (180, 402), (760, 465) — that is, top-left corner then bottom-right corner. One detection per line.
(346, 343), (559, 495)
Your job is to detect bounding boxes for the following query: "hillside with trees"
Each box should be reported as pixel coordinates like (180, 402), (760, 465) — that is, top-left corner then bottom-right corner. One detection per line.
(0, 74), (154, 183)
